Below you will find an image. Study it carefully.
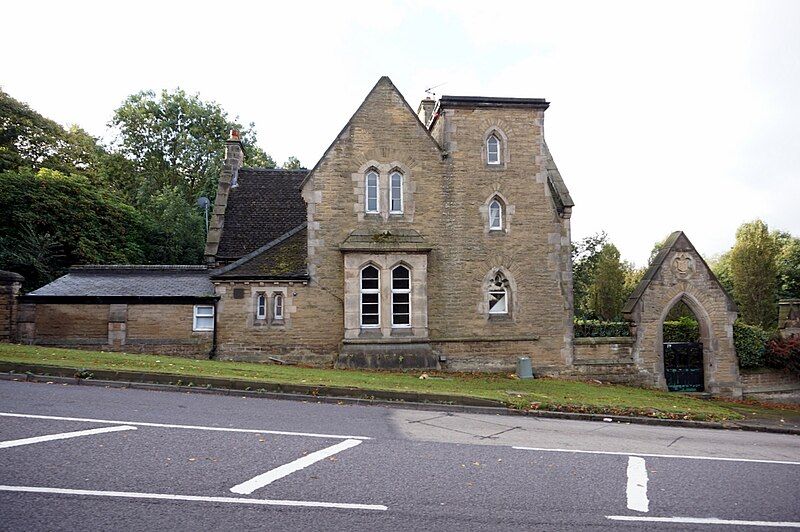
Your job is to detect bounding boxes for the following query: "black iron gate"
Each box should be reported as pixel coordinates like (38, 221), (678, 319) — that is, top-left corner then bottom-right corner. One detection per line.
(664, 342), (704, 392)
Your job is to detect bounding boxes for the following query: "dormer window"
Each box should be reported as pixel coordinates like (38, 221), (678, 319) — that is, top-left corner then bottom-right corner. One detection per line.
(390, 171), (403, 214)
(487, 134), (500, 165)
(489, 199), (503, 230)
(365, 170), (379, 213)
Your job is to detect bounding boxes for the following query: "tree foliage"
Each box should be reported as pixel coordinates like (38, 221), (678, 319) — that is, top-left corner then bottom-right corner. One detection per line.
(774, 231), (800, 299)
(588, 243), (627, 320)
(109, 88), (271, 204)
(0, 89), (106, 178)
(0, 168), (147, 288)
(572, 232), (608, 318)
(730, 220), (780, 328)
(282, 156), (302, 170)
(0, 87), (278, 290)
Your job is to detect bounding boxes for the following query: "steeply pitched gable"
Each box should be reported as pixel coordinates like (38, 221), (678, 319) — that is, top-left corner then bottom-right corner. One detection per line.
(622, 231), (737, 317)
(300, 76), (442, 189)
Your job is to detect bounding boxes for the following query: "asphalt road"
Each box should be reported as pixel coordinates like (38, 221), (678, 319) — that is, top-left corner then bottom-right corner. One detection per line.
(0, 379), (798, 531)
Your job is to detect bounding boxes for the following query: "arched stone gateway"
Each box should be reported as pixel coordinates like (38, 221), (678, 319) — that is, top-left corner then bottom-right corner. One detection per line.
(622, 232), (742, 398)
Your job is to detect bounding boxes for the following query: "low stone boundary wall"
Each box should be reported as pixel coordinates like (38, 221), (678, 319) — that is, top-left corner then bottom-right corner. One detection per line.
(571, 337), (645, 385)
(740, 368), (800, 395)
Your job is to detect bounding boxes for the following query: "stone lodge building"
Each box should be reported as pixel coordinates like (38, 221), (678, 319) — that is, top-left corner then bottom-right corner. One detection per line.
(10, 76), (774, 398)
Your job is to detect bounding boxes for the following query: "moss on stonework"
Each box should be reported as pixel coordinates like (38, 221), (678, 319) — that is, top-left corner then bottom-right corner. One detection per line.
(371, 231), (397, 243)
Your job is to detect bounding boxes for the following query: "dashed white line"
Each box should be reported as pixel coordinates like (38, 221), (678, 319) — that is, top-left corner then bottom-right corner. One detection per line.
(230, 439), (362, 495)
(626, 456), (649, 513)
(0, 412), (370, 440)
(0, 425), (136, 449)
(512, 446), (800, 465)
(0, 485), (388, 511)
(606, 516), (800, 528)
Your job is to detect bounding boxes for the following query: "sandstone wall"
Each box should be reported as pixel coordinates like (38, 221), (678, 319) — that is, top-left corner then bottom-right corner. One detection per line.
(18, 302), (212, 357)
(300, 78), (572, 370)
(213, 281), (340, 365)
(0, 272), (23, 342)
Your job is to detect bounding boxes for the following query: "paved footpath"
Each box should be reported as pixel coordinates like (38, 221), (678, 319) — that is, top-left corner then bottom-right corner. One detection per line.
(1, 379), (798, 531)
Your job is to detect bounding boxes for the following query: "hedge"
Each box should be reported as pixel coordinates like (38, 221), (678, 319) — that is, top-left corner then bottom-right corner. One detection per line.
(574, 320), (630, 338)
(733, 321), (771, 368)
(663, 316), (700, 343)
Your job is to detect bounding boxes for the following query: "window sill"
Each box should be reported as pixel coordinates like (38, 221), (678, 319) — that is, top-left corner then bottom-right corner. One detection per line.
(487, 314), (512, 323)
(390, 327), (414, 337)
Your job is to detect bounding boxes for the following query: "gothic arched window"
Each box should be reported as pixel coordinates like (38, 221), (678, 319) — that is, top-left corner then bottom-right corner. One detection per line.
(488, 272), (510, 315)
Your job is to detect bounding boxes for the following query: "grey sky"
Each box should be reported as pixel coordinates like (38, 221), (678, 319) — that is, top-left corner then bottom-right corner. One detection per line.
(3, 0), (797, 266)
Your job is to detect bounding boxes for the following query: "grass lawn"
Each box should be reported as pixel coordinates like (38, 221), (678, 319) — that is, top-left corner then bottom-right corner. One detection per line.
(0, 343), (791, 422)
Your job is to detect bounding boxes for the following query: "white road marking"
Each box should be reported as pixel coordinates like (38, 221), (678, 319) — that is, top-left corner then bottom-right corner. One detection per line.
(0, 412), (370, 440)
(230, 439), (362, 494)
(513, 446), (800, 466)
(0, 485), (387, 511)
(606, 515), (800, 528)
(0, 425), (136, 449)
(626, 456), (649, 513)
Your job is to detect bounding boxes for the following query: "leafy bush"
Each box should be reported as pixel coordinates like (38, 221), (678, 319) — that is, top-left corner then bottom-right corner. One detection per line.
(663, 316), (700, 343)
(733, 321), (771, 368)
(766, 336), (800, 376)
(574, 319), (631, 338)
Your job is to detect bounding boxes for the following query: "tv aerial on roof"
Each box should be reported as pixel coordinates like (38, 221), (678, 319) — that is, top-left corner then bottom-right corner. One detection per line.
(424, 82), (446, 98)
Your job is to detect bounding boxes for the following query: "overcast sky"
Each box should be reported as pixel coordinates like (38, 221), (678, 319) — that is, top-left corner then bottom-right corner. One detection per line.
(3, 0), (798, 266)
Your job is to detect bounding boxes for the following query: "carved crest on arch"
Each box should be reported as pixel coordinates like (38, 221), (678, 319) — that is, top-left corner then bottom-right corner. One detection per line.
(672, 252), (695, 279)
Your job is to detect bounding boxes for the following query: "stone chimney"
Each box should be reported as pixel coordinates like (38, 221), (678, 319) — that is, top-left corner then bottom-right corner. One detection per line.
(204, 130), (246, 265)
(417, 98), (436, 127)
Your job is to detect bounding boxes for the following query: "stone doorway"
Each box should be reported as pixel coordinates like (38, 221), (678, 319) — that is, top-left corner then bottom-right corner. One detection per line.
(623, 231), (742, 397)
(661, 296), (707, 392)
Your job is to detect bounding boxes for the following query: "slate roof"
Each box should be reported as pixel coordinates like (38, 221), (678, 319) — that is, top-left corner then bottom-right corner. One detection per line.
(25, 265), (215, 300)
(212, 224), (308, 280)
(216, 168), (308, 260)
(542, 140), (575, 214)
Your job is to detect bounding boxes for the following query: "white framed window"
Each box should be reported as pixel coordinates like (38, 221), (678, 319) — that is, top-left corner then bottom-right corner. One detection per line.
(391, 265), (411, 327)
(193, 305), (214, 331)
(360, 265), (380, 327)
(273, 293), (284, 321)
(487, 134), (501, 165)
(365, 170), (379, 213)
(390, 171), (403, 214)
(488, 273), (509, 315)
(256, 293), (267, 320)
(489, 199), (503, 230)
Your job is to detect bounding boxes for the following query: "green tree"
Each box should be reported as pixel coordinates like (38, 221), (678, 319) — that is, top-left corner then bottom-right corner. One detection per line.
(142, 187), (206, 264)
(572, 232), (608, 318)
(730, 220), (779, 328)
(709, 251), (734, 295)
(109, 88), (273, 204)
(588, 243), (627, 320)
(1, 89), (107, 178)
(0, 168), (147, 289)
(282, 156), (302, 170)
(774, 231), (800, 299)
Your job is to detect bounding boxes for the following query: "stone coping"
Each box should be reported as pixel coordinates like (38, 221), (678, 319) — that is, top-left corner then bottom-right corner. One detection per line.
(573, 336), (634, 345)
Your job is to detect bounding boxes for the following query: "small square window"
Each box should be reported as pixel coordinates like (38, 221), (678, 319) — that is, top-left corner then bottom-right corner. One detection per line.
(193, 305), (214, 331)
